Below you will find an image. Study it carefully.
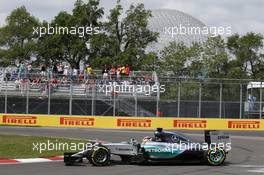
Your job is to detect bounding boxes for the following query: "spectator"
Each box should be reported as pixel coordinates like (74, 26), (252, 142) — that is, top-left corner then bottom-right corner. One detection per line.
(79, 61), (84, 75)
(18, 62), (27, 80)
(4, 69), (10, 81)
(79, 72), (84, 82)
(40, 64), (46, 76)
(86, 64), (94, 79)
(15, 79), (20, 89)
(32, 76), (41, 88)
(27, 62), (33, 81)
(63, 64), (69, 77)
(125, 64), (130, 76)
(51, 76), (58, 87)
(117, 64), (121, 81)
(19, 78), (28, 95)
(102, 64), (109, 80)
(57, 63), (63, 76)
(120, 65), (126, 75)
(50, 76), (59, 93)
(11, 70), (18, 81)
(52, 63), (58, 75)
(110, 65), (116, 80)
(72, 68), (78, 81)
(61, 76), (68, 85)
(40, 78), (47, 97)
(27, 62), (32, 72)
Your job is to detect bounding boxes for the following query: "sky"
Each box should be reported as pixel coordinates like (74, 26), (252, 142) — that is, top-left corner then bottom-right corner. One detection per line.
(0, 0), (263, 35)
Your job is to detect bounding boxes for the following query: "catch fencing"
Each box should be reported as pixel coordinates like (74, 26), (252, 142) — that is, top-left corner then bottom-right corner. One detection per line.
(0, 68), (263, 119)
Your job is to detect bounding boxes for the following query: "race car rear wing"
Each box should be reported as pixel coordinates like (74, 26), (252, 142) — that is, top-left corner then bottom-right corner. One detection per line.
(204, 130), (231, 146)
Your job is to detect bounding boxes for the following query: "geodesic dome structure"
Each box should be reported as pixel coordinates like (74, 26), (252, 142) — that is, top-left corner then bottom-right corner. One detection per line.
(147, 9), (208, 53)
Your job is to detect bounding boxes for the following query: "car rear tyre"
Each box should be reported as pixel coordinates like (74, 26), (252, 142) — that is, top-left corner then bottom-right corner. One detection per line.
(206, 148), (226, 166)
(90, 146), (110, 166)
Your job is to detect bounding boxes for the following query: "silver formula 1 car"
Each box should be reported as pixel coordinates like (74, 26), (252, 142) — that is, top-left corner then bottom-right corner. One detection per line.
(64, 128), (230, 166)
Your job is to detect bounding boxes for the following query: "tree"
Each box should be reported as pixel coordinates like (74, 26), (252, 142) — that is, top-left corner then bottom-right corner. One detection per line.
(227, 32), (264, 79)
(158, 41), (203, 100)
(97, 0), (158, 70)
(201, 36), (230, 78)
(139, 52), (159, 71)
(159, 41), (202, 77)
(37, 0), (104, 69)
(0, 6), (39, 66)
(36, 21), (64, 66)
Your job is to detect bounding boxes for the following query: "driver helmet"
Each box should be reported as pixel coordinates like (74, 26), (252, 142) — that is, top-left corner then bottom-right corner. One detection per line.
(154, 128), (165, 141)
(142, 136), (152, 144)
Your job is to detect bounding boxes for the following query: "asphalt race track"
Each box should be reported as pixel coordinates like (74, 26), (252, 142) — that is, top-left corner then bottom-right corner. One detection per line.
(0, 126), (264, 175)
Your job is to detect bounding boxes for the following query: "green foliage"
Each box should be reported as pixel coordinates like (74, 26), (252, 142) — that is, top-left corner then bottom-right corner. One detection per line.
(159, 42), (202, 77)
(201, 36), (229, 78)
(0, 6), (39, 66)
(139, 52), (159, 71)
(37, 0), (104, 68)
(159, 33), (264, 80)
(227, 32), (264, 79)
(0, 0), (263, 80)
(101, 1), (159, 70)
(35, 0), (157, 70)
(159, 33), (264, 101)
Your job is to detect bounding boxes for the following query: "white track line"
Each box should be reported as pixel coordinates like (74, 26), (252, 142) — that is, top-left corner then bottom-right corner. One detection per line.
(14, 158), (53, 163)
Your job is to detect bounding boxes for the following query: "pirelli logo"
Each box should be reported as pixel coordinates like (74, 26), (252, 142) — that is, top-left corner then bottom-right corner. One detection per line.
(173, 120), (207, 129)
(60, 117), (95, 126)
(2, 115), (37, 125)
(228, 121), (260, 129)
(117, 119), (152, 128)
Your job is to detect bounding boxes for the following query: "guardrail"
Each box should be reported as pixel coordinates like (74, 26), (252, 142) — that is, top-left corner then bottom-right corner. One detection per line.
(0, 114), (263, 131)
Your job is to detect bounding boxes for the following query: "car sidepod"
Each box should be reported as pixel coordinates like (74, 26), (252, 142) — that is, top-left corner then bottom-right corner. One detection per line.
(142, 142), (186, 160)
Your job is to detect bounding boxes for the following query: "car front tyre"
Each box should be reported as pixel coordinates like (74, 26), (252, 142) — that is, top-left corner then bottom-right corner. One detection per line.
(90, 146), (111, 166)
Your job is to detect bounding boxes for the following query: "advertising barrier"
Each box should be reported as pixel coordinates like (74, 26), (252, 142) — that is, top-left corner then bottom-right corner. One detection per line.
(0, 114), (264, 131)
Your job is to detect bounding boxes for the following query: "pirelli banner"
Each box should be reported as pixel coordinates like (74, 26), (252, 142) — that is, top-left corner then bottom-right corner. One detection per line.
(0, 114), (264, 131)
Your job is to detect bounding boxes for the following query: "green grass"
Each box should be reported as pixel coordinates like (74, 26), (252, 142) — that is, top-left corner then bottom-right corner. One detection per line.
(0, 134), (87, 159)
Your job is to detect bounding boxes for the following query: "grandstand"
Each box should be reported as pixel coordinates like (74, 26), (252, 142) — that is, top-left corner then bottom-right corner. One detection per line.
(0, 67), (263, 119)
(0, 67), (158, 117)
